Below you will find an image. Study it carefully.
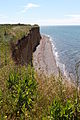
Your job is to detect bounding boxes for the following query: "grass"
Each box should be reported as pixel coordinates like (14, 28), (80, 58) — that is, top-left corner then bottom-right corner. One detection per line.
(0, 63), (80, 119)
(0, 24), (32, 43)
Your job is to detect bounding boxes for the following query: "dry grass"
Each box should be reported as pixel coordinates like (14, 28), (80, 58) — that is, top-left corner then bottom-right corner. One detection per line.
(30, 71), (80, 119)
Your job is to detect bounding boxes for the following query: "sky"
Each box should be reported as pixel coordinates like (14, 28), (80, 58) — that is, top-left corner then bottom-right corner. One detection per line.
(0, 0), (80, 25)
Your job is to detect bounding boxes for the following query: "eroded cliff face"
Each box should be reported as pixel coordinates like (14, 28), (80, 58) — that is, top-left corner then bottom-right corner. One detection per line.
(11, 26), (41, 65)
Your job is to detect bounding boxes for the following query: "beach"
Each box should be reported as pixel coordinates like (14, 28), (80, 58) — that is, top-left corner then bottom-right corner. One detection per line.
(33, 35), (59, 76)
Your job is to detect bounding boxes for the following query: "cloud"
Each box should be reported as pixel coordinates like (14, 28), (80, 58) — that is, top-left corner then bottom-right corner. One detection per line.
(1, 18), (80, 25)
(0, 14), (8, 23)
(22, 3), (39, 13)
(65, 14), (80, 19)
(0, 14), (7, 19)
(29, 18), (80, 25)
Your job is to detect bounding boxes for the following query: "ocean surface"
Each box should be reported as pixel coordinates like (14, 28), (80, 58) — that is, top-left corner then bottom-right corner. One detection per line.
(40, 26), (80, 80)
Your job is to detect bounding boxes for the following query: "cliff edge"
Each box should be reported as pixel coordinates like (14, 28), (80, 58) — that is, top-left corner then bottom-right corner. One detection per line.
(11, 25), (41, 65)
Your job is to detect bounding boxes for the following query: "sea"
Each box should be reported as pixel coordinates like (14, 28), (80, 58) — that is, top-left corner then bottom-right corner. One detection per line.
(40, 26), (80, 81)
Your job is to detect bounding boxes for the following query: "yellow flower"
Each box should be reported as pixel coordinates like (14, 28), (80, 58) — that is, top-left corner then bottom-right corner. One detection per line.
(4, 116), (7, 118)
(25, 112), (27, 116)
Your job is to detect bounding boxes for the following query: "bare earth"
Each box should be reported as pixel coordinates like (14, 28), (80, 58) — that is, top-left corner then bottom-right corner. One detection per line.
(33, 35), (59, 76)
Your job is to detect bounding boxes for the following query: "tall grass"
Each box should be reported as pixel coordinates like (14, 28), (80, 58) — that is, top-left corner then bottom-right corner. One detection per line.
(0, 62), (80, 119)
(0, 65), (37, 120)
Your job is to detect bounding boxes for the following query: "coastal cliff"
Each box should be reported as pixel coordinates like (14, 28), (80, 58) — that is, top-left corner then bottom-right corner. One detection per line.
(11, 25), (41, 65)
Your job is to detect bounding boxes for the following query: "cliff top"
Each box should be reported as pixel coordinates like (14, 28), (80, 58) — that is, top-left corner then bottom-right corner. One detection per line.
(0, 24), (39, 43)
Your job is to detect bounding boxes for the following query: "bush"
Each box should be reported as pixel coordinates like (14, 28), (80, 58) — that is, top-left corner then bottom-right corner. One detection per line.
(50, 98), (80, 120)
(0, 65), (37, 119)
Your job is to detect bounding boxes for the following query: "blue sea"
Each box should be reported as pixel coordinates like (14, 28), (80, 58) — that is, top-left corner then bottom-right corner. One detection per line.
(40, 26), (80, 80)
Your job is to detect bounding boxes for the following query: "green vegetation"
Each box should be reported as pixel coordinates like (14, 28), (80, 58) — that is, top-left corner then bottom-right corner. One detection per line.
(0, 65), (37, 119)
(0, 24), (80, 119)
(0, 66), (80, 119)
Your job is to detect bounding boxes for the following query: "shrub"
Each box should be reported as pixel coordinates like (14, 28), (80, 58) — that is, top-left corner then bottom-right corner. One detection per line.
(50, 97), (80, 120)
(50, 98), (76, 120)
(0, 65), (37, 119)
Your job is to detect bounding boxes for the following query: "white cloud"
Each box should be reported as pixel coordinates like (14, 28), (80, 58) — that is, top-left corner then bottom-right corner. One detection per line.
(0, 14), (7, 19)
(1, 17), (80, 25)
(0, 14), (8, 23)
(30, 18), (80, 25)
(22, 3), (39, 13)
(65, 14), (80, 19)
(1, 14), (80, 25)
(9, 18), (80, 25)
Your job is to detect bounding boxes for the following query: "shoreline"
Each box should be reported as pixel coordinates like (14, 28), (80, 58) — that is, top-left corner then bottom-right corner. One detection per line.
(33, 34), (76, 87)
(33, 35), (59, 76)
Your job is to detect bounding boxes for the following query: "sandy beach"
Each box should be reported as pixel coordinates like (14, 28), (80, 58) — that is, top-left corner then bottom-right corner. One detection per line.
(33, 35), (59, 76)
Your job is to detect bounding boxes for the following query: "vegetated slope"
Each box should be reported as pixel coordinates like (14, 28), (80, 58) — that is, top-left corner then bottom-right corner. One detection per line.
(0, 24), (41, 88)
(0, 24), (32, 67)
(0, 24), (43, 120)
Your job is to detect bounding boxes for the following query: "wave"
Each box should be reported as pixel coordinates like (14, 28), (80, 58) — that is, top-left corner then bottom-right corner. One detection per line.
(42, 33), (68, 78)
